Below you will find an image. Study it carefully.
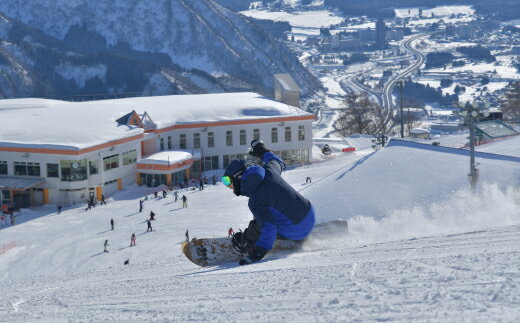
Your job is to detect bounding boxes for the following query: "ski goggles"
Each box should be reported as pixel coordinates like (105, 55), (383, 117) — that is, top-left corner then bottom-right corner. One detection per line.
(221, 176), (233, 186)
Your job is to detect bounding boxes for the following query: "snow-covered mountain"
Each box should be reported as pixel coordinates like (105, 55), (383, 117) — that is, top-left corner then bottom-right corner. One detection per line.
(0, 0), (320, 99)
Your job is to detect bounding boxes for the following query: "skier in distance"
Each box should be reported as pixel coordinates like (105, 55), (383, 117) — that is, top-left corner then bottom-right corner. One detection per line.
(223, 139), (315, 266)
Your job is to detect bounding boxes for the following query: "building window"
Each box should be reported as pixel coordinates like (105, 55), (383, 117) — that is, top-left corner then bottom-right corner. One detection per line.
(60, 159), (87, 181)
(27, 163), (40, 176)
(123, 150), (137, 165)
(103, 154), (119, 171)
(298, 125), (305, 141)
(240, 130), (246, 145)
(223, 154), (243, 169)
(271, 127), (278, 143)
(203, 155), (219, 170)
(208, 132), (214, 148)
(180, 134), (187, 149)
(226, 131), (233, 146)
(0, 161), (7, 175)
(14, 162), (40, 176)
(47, 163), (59, 178)
(160, 137), (164, 151)
(194, 133), (201, 149)
(167, 136), (172, 150)
(89, 160), (99, 175)
(285, 126), (292, 142)
(253, 129), (260, 140)
(14, 162), (27, 176)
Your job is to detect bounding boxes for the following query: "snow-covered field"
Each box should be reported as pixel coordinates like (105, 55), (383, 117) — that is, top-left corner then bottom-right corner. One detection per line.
(1, 136), (520, 321)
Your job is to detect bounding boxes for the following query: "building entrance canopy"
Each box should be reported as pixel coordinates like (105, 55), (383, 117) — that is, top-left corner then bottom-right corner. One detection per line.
(137, 150), (200, 174)
(0, 176), (45, 190)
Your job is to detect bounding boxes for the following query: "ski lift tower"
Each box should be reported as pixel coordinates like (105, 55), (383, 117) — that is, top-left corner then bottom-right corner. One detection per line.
(459, 101), (490, 192)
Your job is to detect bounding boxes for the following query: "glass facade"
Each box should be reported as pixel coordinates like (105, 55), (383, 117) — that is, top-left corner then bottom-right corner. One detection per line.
(60, 159), (87, 181)
(160, 137), (164, 151)
(253, 129), (260, 140)
(123, 150), (137, 165)
(139, 173), (167, 187)
(47, 163), (59, 178)
(273, 149), (309, 165)
(103, 154), (119, 171)
(167, 136), (172, 150)
(194, 133), (200, 149)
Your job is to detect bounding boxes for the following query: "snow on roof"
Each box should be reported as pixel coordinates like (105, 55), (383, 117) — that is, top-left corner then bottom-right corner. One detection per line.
(0, 93), (311, 150)
(138, 151), (193, 165)
(410, 128), (431, 134)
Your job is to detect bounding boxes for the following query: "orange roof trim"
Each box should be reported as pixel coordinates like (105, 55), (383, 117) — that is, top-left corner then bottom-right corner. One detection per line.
(137, 159), (194, 172)
(0, 134), (144, 155)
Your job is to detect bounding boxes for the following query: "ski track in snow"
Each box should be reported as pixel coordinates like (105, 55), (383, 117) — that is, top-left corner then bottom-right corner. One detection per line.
(1, 225), (519, 322)
(0, 148), (519, 321)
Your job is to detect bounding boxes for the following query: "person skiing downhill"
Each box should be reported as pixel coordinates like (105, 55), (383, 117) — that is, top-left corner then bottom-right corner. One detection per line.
(223, 139), (315, 266)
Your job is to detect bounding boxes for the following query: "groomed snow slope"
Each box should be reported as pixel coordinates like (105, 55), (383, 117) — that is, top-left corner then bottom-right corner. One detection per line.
(1, 141), (520, 321)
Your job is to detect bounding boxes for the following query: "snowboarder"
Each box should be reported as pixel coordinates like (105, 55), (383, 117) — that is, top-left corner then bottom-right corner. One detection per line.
(139, 199), (143, 212)
(100, 194), (107, 205)
(199, 179), (204, 191)
(306, 176), (312, 184)
(223, 139), (315, 266)
(104, 239), (109, 252)
(124, 259), (130, 265)
(185, 230), (189, 242)
(130, 233), (136, 246)
(173, 191), (179, 202)
(154, 191), (158, 199)
(228, 227), (234, 237)
(57, 205), (62, 214)
(110, 218), (114, 230)
(162, 190), (167, 198)
(146, 219), (153, 232)
(149, 211), (155, 221)
(181, 195), (188, 208)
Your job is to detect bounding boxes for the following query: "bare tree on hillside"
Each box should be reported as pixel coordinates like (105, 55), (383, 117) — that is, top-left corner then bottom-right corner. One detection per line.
(336, 92), (388, 136)
(336, 92), (374, 136)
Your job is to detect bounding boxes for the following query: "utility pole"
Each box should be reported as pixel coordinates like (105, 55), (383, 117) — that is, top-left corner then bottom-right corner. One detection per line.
(459, 101), (490, 192)
(397, 80), (405, 138)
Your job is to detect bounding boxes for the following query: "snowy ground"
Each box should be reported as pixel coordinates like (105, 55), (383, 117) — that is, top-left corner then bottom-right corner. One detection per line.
(1, 136), (520, 321)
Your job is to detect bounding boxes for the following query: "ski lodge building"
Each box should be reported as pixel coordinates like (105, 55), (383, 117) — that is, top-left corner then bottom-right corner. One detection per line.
(0, 92), (314, 209)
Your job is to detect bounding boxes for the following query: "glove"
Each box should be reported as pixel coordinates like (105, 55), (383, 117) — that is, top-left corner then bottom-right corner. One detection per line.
(249, 139), (270, 159)
(239, 246), (268, 266)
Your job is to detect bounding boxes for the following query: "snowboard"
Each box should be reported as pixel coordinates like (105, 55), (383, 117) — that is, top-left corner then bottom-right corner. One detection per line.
(181, 219), (348, 267)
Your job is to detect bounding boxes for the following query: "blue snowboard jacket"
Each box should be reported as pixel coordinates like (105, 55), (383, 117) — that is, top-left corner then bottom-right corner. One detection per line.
(239, 152), (315, 251)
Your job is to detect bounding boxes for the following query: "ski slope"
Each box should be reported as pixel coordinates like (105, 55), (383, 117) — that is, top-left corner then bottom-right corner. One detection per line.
(1, 139), (520, 321)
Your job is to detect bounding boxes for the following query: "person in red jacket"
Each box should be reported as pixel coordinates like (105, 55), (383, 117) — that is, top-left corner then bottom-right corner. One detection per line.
(228, 227), (235, 237)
